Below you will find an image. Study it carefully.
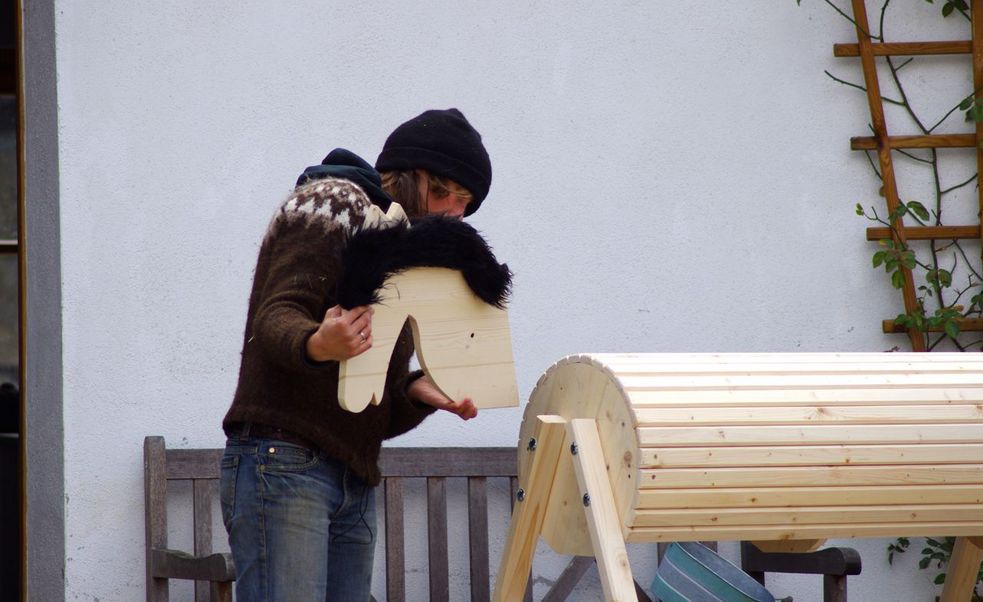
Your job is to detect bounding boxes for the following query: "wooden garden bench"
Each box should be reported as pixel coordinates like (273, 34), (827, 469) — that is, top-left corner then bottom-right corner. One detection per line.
(145, 435), (859, 601)
(496, 352), (983, 601)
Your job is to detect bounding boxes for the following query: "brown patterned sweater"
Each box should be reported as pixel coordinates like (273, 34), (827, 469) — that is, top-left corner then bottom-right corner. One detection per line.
(222, 177), (436, 486)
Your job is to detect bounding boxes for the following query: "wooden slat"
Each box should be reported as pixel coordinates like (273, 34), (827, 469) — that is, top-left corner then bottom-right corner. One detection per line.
(591, 351), (983, 364)
(627, 387), (983, 407)
(638, 423), (983, 447)
(427, 477), (449, 602)
(384, 477), (405, 602)
(640, 464), (983, 489)
(636, 484), (983, 510)
(834, 40), (972, 56)
(165, 448), (223, 480)
(380, 447), (516, 477)
(883, 318), (983, 333)
(631, 504), (983, 528)
(641, 443), (983, 468)
(619, 372), (983, 391)
(866, 225), (980, 241)
(635, 404), (983, 427)
(468, 476), (490, 602)
(145, 437), (169, 602)
(193, 480), (214, 602)
(626, 522), (983, 543)
(850, 133), (976, 149)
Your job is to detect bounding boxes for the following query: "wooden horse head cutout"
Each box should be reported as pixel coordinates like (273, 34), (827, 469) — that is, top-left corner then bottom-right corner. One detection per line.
(335, 216), (518, 413)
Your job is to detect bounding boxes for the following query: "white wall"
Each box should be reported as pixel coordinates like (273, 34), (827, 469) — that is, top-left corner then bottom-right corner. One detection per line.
(52, 1), (973, 600)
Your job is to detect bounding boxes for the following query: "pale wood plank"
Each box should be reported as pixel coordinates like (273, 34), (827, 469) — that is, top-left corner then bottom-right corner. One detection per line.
(339, 267), (518, 412)
(639, 464), (983, 489)
(940, 536), (983, 602)
(636, 484), (983, 509)
(619, 372), (983, 390)
(493, 416), (567, 602)
(637, 423), (983, 447)
(640, 443), (983, 468)
(626, 522), (983, 543)
(567, 419), (637, 602)
(635, 404), (983, 427)
(631, 505), (983, 528)
(628, 387), (983, 407)
(589, 351), (983, 365)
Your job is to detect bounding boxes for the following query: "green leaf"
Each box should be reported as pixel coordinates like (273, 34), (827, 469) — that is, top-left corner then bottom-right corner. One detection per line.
(939, 269), (952, 287)
(945, 319), (960, 339)
(943, 2), (955, 16)
(855, 203), (864, 216)
(872, 251), (886, 268)
(901, 252), (917, 270)
(906, 200), (930, 221)
(934, 573), (946, 585)
(920, 556), (932, 569)
(959, 96), (974, 111)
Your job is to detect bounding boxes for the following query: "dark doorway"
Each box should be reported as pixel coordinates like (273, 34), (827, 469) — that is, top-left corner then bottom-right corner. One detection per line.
(0, 0), (20, 599)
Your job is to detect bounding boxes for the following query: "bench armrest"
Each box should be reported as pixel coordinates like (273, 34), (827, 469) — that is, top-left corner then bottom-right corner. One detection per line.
(150, 548), (235, 582)
(741, 541), (862, 577)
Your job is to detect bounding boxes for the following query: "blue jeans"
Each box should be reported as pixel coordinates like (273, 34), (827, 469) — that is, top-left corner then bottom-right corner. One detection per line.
(220, 432), (377, 602)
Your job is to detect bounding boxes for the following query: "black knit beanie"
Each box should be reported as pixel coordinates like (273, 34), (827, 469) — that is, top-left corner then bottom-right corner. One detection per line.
(375, 108), (492, 216)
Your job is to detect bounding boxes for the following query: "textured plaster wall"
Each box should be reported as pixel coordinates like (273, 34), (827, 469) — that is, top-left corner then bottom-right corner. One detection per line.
(53, 2), (970, 600)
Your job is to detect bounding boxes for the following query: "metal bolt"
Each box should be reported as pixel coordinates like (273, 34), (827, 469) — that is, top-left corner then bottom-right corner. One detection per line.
(570, 442), (579, 455)
(582, 493), (590, 507)
(516, 488), (526, 502)
(527, 438), (537, 452)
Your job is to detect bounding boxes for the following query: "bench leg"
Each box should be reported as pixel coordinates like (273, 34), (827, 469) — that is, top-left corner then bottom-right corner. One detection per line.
(940, 536), (983, 602)
(567, 419), (637, 602)
(493, 416), (567, 602)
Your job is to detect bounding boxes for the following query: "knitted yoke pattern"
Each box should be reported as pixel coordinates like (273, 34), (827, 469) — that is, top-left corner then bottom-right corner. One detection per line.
(223, 177), (435, 486)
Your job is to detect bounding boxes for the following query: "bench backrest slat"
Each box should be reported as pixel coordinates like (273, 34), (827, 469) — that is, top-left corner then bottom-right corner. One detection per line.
(193, 479), (215, 601)
(426, 476), (450, 602)
(467, 476), (491, 602)
(384, 476), (406, 601)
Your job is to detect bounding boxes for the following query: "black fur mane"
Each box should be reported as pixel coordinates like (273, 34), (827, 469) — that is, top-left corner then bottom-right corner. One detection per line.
(336, 215), (512, 310)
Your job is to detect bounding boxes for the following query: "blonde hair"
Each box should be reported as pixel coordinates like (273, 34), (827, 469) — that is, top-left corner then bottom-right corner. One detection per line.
(380, 170), (473, 218)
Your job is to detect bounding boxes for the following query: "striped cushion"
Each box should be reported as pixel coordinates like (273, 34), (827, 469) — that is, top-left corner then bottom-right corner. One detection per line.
(652, 542), (776, 602)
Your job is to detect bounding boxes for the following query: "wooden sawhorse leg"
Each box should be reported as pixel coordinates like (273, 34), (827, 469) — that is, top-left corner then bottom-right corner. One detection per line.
(940, 536), (983, 602)
(567, 419), (637, 602)
(493, 416), (568, 602)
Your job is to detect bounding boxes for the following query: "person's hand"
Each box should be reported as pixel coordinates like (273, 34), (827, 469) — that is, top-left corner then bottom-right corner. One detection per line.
(305, 305), (373, 362)
(408, 375), (478, 420)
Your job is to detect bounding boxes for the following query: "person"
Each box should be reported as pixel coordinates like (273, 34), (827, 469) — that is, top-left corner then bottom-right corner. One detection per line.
(220, 108), (493, 601)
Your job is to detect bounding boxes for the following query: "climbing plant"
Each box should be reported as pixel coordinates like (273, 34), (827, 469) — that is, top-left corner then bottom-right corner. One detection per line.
(808, 0), (983, 351)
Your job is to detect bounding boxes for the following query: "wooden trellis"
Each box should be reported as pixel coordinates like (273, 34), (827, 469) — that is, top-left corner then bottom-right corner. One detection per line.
(837, 0), (983, 349)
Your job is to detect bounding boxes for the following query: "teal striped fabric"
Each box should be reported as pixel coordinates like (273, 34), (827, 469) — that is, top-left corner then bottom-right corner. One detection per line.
(652, 542), (776, 602)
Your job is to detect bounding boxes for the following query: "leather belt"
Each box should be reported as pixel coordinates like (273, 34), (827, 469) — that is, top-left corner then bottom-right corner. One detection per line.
(228, 421), (318, 451)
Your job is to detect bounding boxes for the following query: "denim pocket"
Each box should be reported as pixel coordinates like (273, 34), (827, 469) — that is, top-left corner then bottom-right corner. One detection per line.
(219, 454), (239, 528)
(259, 442), (320, 473)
